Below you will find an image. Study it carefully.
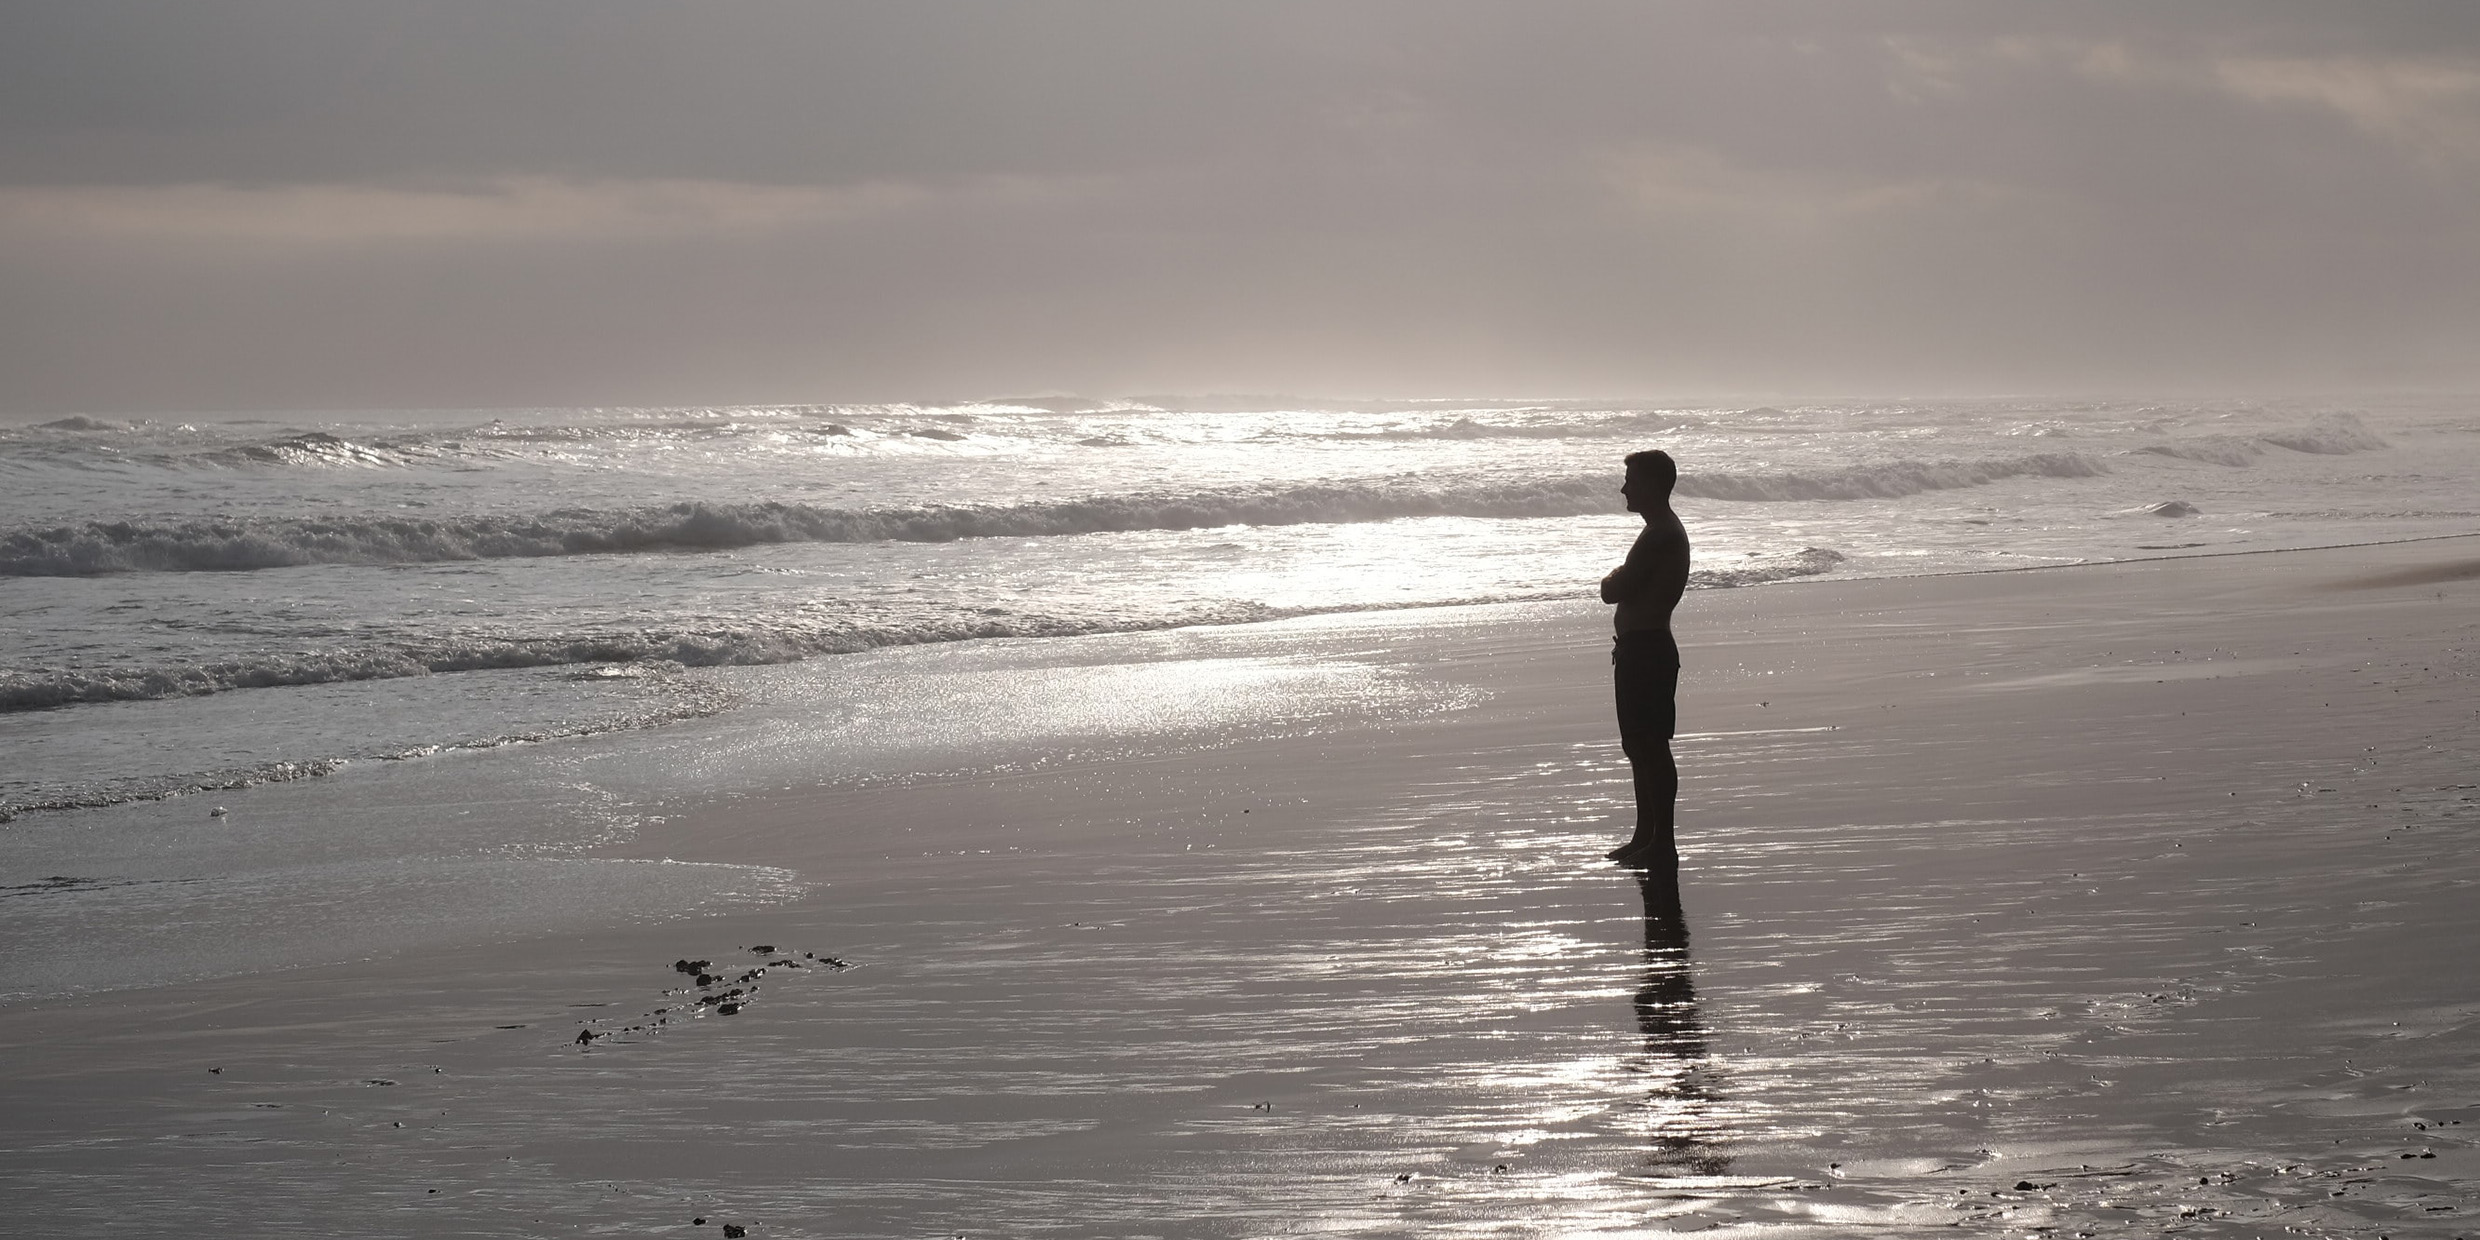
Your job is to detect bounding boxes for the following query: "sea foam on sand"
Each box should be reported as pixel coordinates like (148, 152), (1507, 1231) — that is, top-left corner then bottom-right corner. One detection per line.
(2, 537), (2475, 1236)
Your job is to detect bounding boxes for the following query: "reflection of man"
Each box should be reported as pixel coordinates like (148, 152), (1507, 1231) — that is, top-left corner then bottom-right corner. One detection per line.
(1600, 450), (1690, 868)
(1632, 869), (1727, 1176)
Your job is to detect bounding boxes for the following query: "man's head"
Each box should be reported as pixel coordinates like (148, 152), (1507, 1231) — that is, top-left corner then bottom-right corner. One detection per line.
(1622, 449), (1676, 512)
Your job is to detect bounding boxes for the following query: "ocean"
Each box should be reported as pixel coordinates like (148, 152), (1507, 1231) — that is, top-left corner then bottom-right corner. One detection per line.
(3, 394), (2474, 1000)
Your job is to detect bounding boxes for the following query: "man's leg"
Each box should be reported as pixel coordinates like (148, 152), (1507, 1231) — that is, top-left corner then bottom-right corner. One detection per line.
(1609, 645), (1681, 864)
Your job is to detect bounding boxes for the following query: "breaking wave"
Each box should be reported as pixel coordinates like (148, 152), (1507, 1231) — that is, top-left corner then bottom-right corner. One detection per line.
(1316, 413), (1701, 441)
(0, 477), (1616, 575)
(0, 609), (1218, 712)
(202, 431), (428, 469)
(2258, 413), (2389, 455)
(1671, 453), (2109, 502)
(5, 457), (2090, 576)
(1, 550), (1845, 714)
(2134, 413), (2389, 465)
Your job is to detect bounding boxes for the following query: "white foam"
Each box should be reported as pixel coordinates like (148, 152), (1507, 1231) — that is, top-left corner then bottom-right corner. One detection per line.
(1675, 453), (2109, 502)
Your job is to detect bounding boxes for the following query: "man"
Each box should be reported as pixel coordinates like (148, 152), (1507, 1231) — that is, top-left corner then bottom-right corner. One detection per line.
(1600, 449), (1690, 869)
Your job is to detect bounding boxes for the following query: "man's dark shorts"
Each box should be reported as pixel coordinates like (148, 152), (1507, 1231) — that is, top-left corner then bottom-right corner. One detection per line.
(1612, 630), (1680, 744)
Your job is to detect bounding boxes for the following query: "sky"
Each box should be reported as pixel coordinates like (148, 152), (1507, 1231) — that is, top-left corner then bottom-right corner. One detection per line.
(3, 0), (2477, 413)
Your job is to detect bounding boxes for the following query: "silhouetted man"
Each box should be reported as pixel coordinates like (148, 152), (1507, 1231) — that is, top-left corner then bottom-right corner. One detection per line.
(1601, 449), (1689, 868)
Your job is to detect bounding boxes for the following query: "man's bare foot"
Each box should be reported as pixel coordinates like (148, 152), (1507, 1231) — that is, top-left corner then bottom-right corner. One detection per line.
(1606, 839), (1675, 864)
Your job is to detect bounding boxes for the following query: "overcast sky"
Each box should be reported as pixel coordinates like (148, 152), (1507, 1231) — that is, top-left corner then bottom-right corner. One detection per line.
(4, 1), (2476, 412)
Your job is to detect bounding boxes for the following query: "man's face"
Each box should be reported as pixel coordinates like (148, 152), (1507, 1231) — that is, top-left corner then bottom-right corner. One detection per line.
(1621, 472), (1647, 512)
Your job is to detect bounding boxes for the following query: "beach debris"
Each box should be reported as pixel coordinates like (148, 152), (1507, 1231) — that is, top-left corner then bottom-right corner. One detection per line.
(693, 1217), (706, 1226)
(207, 1067), (221, 1074)
(209, 806), (228, 818)
(723, 1227), (747, 1238)
(2147, 500), (2202, 517)
(566, 945), (854, 1051)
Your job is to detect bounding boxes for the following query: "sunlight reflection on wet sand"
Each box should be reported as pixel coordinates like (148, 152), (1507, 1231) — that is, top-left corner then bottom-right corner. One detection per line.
(3, 546), (2477, 1235)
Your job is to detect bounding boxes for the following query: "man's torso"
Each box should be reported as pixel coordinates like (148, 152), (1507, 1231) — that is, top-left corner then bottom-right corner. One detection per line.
(1613, 509), (1691, 637)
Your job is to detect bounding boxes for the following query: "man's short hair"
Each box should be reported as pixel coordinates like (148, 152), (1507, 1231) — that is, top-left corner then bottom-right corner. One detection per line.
(1624, 449), (1677, 490)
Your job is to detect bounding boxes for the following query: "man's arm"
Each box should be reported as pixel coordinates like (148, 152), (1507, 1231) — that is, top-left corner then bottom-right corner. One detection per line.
(1600, 561), (1647, 604)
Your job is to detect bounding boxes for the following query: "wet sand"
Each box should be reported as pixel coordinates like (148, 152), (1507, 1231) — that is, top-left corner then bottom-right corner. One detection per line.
(3, 536), (2477, 1236)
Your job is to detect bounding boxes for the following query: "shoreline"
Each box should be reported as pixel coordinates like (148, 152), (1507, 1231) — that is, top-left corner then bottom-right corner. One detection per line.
(8, 526), (2474, 835)
(4, 535), (2476, 1234)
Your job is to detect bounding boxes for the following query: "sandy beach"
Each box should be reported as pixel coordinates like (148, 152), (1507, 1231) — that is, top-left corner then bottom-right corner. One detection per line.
(4, 536), (2477, 1237)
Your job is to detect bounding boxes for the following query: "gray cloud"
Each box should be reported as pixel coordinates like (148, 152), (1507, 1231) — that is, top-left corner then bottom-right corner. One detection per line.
(2, 1), (2476, 411)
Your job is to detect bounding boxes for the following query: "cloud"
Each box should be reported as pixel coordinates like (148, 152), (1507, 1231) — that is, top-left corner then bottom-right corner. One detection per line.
(2210, 54), (2480, 166)
(1879, 31), (2480, 171)
(3, 3), (2478, 408)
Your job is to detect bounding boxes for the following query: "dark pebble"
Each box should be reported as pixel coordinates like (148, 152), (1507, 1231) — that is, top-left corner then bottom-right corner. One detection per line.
(576, 1030), (596, 1046)
(717, 1003), (741, 1015)
(723, 1226), (747, 1238)
(750, 945), (775, 954)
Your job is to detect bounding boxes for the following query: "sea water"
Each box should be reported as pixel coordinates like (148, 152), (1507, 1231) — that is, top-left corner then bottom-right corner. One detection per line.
(3, 395), (2475, 997)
